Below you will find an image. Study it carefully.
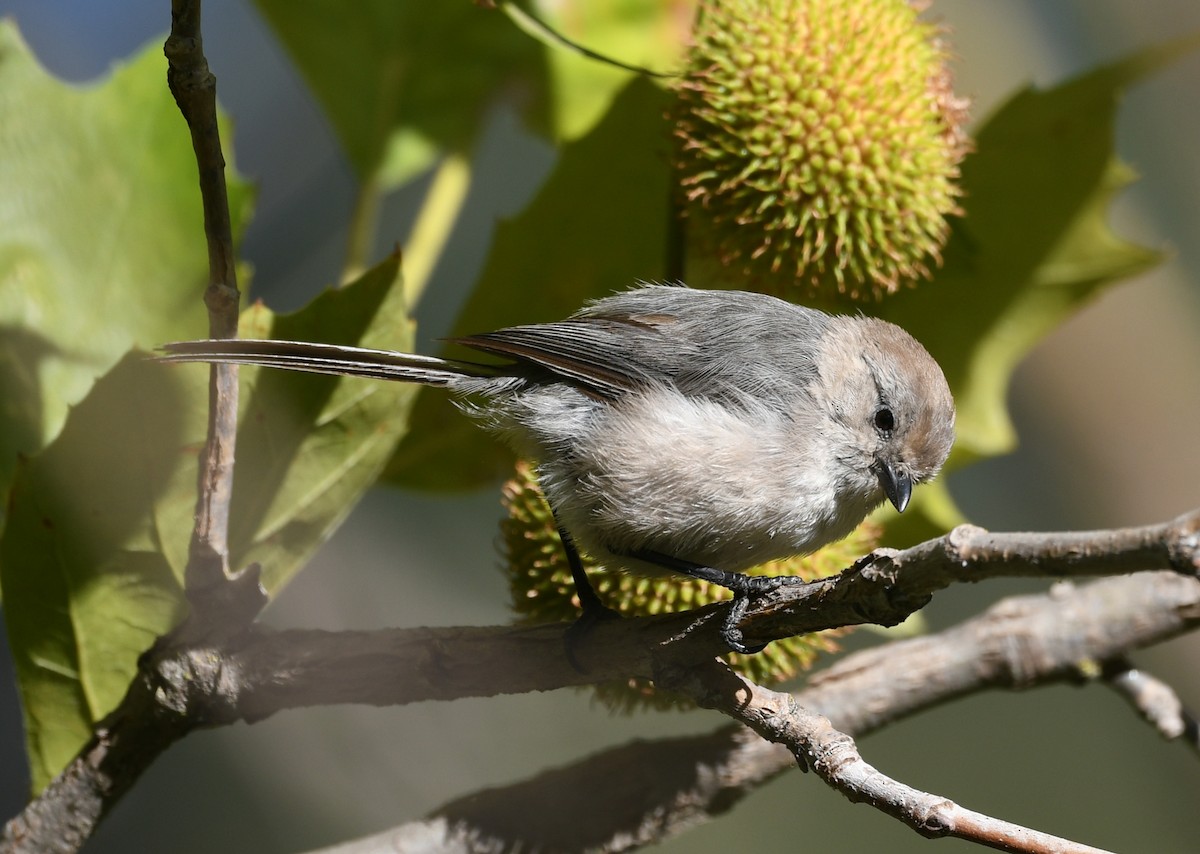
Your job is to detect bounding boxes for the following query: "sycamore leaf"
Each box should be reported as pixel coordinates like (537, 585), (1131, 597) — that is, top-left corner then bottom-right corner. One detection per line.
(0, 355), (193, 793)
(384, 77), (671, 489)
(1, 255), (413, 793)
(252, 0), (548, 186)
(252, 1), (690, 188)
(0, 22), (253, 506)
(867, 39), (1194, 544)
(880, 40), (1186, 461)
(225, 255), (416, 592)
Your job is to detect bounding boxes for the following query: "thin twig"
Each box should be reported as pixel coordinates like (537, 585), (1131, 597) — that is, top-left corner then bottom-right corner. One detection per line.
(163, 0), (265, 626)
(1102, 657), (1200, 751)
(669, 661), (1115, 853)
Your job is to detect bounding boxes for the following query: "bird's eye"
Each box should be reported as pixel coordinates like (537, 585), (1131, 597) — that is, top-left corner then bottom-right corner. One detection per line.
(874, 407), (895, 433)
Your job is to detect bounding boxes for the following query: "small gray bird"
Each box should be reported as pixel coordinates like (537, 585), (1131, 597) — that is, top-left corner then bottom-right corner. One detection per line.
(160, 284), (955, 652)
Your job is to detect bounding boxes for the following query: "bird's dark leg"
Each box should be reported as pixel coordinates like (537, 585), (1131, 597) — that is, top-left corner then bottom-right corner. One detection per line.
(556, 525), (619, 671)
(629, 550), (787, 654)
(557, 526), (610, 617)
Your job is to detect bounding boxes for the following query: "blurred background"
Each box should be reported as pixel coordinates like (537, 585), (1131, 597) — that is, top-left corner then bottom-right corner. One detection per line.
(1, 1), (1198, 851)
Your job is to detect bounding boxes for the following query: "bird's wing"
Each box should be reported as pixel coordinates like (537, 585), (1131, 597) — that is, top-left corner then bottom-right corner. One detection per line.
(452, 316), (675, 401)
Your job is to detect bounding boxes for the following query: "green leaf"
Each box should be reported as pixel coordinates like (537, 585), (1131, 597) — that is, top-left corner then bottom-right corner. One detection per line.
(864, 39), (1197, 543)
(0, 355), (193, 793)
(253, 1), (692, 190)
(384, 76), (672, 489)
(251, 0), (548, 185)
(0, 22), (253, 509)
(1, 255), (413, 792)
(226, 254), (416, 592)
(879, 39), (1189, 462)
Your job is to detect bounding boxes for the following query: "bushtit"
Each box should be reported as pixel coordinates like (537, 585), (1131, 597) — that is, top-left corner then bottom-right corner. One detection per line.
(160, 284), (955, 652)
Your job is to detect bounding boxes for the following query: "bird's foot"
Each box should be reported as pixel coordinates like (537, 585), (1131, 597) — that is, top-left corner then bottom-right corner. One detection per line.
(720, 574), (787, 654)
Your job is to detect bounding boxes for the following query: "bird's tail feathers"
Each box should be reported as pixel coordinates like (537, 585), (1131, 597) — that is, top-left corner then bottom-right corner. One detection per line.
(156, 339), (496, 387)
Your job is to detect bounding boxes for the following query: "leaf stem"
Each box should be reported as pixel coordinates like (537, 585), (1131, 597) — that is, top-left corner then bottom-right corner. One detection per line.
(499, 0), (675, 79)
(402, 153), (471, 309)
(342, 172), (382, 285)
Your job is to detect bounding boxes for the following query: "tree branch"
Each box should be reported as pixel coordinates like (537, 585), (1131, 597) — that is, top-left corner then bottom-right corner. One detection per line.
(737, 509), (1200, 649)
(316, 571), (1198, 854)
(4, 510), (1198, 851)
(670, 661), (1114, 854)
(163, 0), (265, 626)
(1102, 657), (1200, 751)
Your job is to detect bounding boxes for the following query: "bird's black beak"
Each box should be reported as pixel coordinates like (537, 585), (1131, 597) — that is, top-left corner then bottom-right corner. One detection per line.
(876, 458), (912, 513)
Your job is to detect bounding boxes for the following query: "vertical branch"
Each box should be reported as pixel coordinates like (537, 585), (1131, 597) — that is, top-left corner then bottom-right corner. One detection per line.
(163, 0), (264, 625)
(1, 7), (269, 850)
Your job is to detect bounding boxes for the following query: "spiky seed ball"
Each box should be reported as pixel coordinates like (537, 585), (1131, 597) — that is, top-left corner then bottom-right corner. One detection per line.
(501, 460), (878, 712)
(673, 0), (970, 299)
